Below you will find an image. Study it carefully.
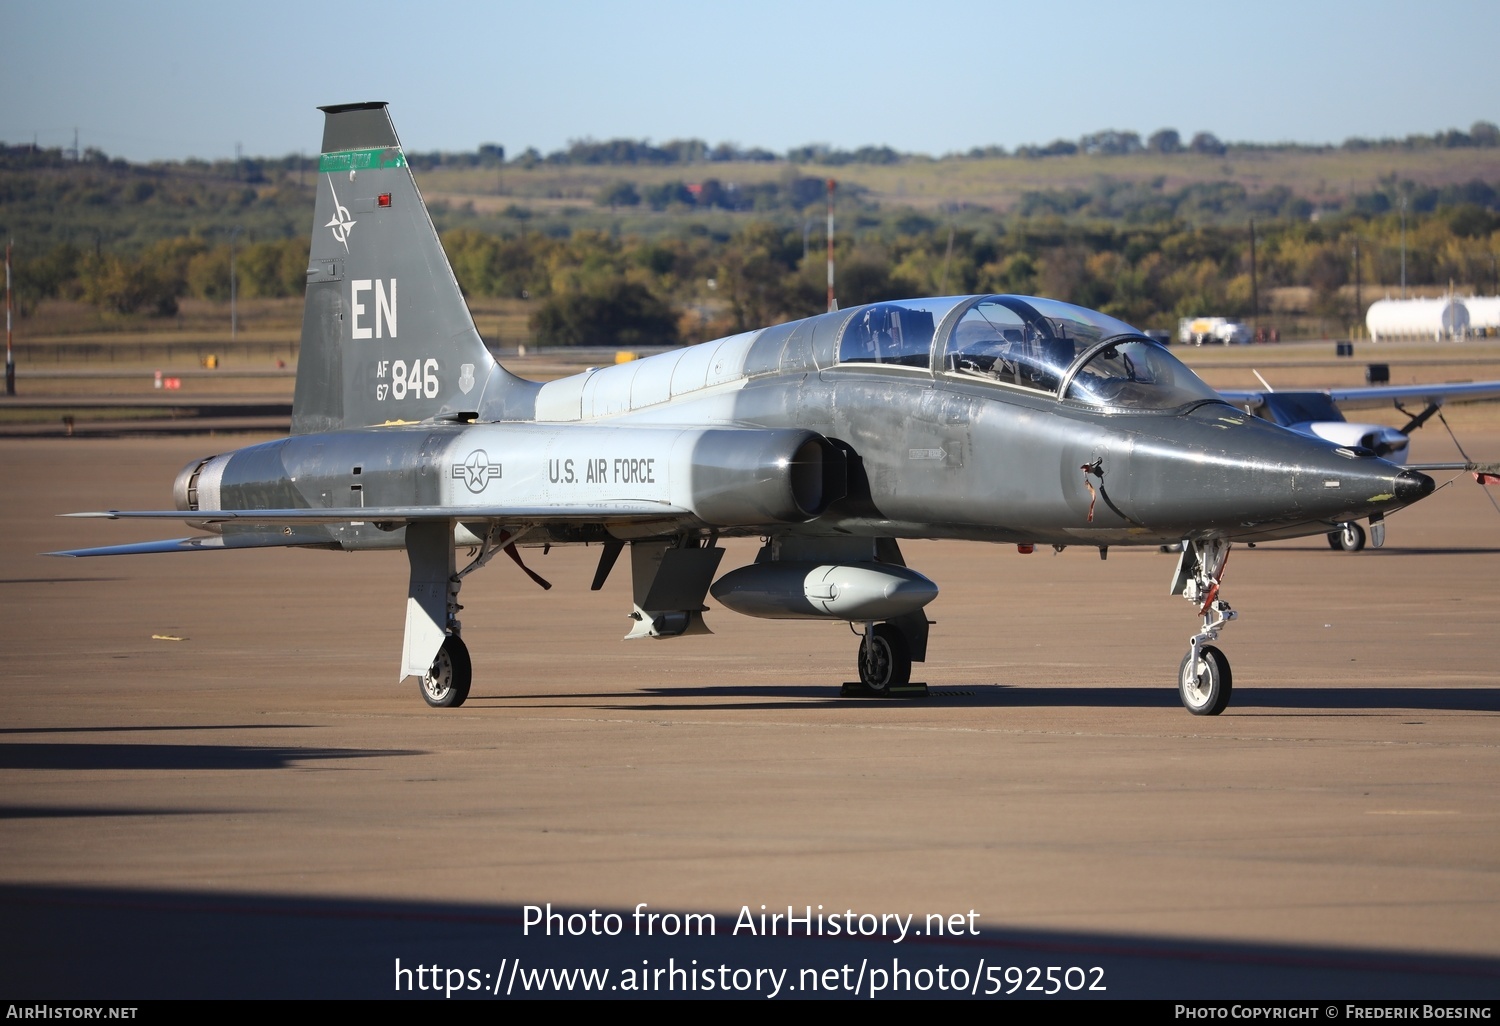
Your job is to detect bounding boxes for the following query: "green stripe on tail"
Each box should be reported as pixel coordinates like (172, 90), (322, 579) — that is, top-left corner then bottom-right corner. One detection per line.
(318, 148), (407, 173)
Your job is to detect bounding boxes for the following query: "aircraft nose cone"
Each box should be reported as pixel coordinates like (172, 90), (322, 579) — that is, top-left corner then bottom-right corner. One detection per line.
(1395, 468), (1435, 504)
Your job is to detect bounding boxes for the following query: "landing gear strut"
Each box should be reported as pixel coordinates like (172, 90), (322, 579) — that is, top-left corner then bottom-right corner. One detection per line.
(404, 521), (528, 710)
(1171, 538), (1237, 715)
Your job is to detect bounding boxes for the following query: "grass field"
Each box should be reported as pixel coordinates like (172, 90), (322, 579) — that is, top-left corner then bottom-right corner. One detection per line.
(421, 146), (1500, 218)
(10, 296), (537, 348)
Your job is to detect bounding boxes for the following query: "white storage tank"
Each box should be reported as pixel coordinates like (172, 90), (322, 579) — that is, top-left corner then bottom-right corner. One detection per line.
(1366, 297), (1471, 341)
(1465, 297), (1500, 337)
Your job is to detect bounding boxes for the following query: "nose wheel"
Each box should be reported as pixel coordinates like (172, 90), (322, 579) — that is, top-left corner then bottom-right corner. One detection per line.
(1179, 644), (1232, 715)
(1170, 539), (1238, 715)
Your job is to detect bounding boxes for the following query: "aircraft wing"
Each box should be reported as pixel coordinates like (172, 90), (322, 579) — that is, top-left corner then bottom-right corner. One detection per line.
(62, 503), (691, 524)
(48, 503), (695, 557)
(48, 534), (334, 557)
(1219, 381), (1500, 412)
(1215, 389), (1267, 411)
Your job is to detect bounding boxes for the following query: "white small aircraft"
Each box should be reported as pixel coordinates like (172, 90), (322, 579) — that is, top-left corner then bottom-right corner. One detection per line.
(1218, 379), (1500, 550)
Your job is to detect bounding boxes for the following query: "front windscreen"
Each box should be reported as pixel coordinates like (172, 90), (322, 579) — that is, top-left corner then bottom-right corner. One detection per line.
(941, 296), (1221, 411)
(943, 296), (1133, 393)
(1062, 339), (1223, 410)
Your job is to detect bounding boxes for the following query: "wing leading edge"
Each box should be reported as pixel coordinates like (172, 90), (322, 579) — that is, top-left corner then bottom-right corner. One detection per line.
(1220, 380), (1500, 412)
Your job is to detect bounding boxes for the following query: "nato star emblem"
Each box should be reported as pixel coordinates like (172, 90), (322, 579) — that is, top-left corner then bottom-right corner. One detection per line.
(324, 176), (357, 252)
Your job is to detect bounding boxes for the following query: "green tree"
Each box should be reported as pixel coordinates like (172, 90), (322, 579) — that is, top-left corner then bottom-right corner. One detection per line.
(597, 181), (641, 208)
(531, 279), (680, 348)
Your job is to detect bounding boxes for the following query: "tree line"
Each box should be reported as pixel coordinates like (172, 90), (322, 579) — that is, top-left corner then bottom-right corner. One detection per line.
(12, 200), (1496, 346)
(445, 119), (1500, 167)
(5, 127), (1497, 345)
(7, 120), (1495, 178)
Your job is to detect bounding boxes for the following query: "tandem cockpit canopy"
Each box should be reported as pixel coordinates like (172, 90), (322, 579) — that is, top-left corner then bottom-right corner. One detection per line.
(834, 294), (1222, 412)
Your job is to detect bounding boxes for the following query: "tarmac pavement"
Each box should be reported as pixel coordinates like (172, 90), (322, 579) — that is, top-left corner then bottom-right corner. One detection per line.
(2, 432), (1497, 998)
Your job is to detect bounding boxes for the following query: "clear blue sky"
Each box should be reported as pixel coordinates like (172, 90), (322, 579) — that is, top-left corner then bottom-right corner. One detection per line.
(3, 0), (1496, 162)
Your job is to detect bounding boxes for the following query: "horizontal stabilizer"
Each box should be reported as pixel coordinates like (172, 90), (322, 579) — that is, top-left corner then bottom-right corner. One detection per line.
(47, 534), (327, 558)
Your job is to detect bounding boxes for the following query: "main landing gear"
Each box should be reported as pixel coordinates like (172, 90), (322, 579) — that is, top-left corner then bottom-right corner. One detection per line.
(406, 521), (548, 710)
(1171, 538), (1237, 715)
(421, 635), (472, 708)
(857, 622), (912, 693)
(843, 612), (929, 697)
(1327, 521), (1366, 552)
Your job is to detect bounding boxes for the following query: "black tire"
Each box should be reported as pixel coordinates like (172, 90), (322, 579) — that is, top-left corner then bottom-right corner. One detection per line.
(1327, 531), (1343, 551)
(857, 623), (912, 694)
(420, 635), (472, 708)
(1178, 644), (1232, 715)
(1338, 522), (1366, 552)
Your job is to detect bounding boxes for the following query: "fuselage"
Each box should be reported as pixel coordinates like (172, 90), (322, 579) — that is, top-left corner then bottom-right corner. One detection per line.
(176, 295), (1431, 553)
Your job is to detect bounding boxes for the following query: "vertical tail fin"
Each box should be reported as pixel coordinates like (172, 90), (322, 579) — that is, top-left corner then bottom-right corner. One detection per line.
(293, 102), (529, 434)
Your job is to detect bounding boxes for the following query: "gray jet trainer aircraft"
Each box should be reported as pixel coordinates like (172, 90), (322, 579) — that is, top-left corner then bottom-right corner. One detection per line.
(55, 103), (1438, 716)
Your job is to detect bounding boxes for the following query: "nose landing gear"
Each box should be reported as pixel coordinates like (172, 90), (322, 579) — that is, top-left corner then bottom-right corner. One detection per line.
(1171, 538), (1238, 715)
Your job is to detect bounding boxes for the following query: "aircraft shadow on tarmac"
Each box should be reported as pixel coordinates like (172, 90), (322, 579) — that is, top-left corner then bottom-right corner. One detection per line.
(1336, 547), (1500, 557)
(1244, 546), (1500, 557)
(478, 685), (1500, 714)
(0, 724), (313, 735)
(0, 884), (1495, 999)
(0, 741), (423, 772)
(0, 577), (127, 585)
(0, 805), (226, 820)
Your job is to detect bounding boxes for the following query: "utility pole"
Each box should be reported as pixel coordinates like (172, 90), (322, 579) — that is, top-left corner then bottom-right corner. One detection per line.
(1248, 219), (1258, 332)
(826, 179), (837, 312)
(229, 226), (242, 342)
(1352, 238), (1362, 339)
(1400, 196), (1408, 299)
(940, 225), (956, 296)
(5, 240), (14, 396)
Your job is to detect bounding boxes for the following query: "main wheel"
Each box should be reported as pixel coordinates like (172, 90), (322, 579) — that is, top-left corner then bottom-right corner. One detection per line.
(1338, 522), (1366, 552)
(857, 623), (912, 695)
(1178, 644), (1232, 715)
(420, 635), (472, 708)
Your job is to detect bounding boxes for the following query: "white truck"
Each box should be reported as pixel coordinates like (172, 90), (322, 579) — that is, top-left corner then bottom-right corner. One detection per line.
(1178, 316), (1252, 345)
